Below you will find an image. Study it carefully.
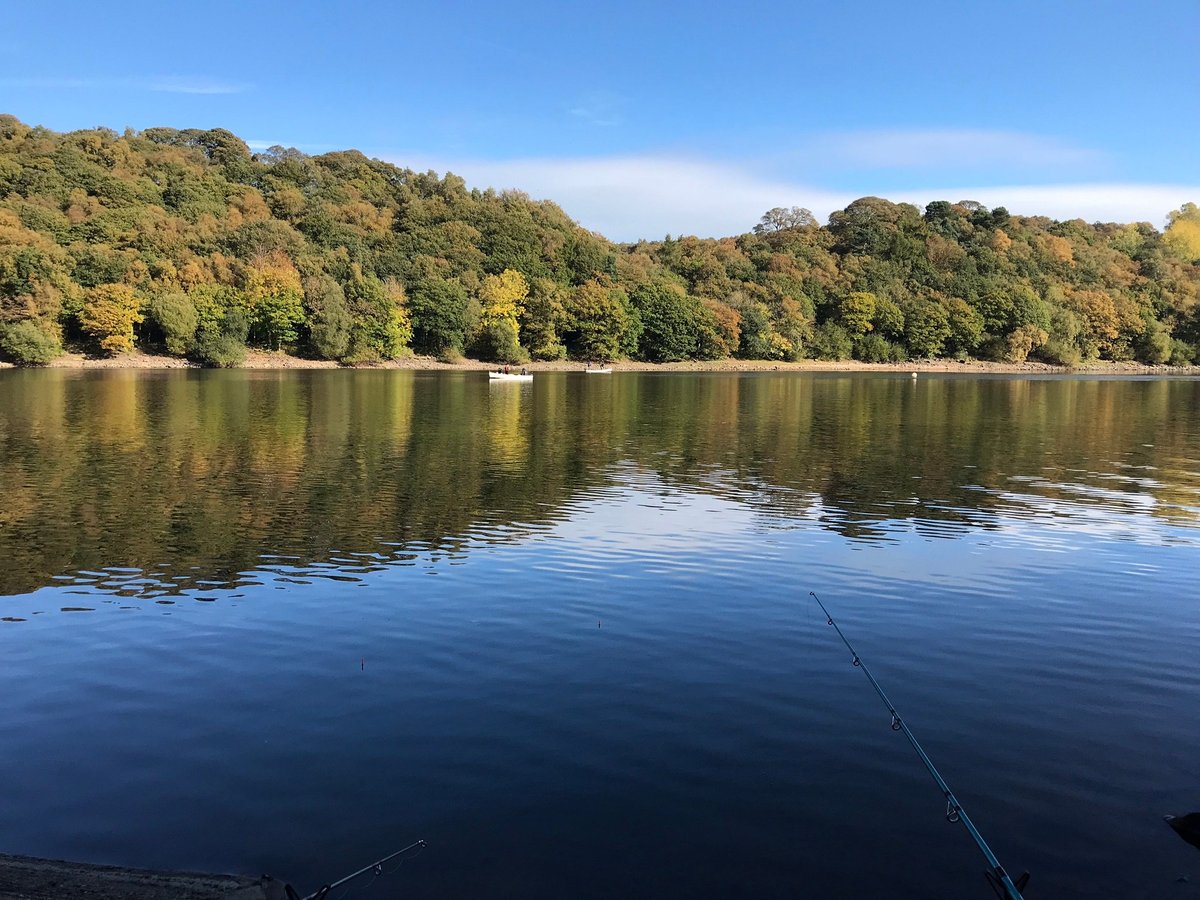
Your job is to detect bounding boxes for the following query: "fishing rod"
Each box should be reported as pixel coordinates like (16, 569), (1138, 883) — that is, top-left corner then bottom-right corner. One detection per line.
(289, 839), (427, 900)
(809, 592), (1029, 900)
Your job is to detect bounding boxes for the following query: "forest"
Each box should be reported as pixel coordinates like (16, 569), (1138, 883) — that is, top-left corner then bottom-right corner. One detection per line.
(1, 114), (1198, 367)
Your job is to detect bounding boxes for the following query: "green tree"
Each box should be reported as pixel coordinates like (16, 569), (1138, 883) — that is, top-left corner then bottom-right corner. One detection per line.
(0, 319), (61, 364)
(753, 206), (817, 234)
(409, 276), (469, 356)
(195, 307), (249, 367)
(303, 275), (352, 360)
(810, 321), (853, 360)
(736, 301), (778, 359)
(873, 295), (905, 340)
(1135, 316), (1173, 365)
(903, 300), (951, 358)
(631, 281), (702, 362)
(563, 280), (636, 361)
(944, 298), (984, 356)
(146, 292), (199, 355)
(343, 266), (411, 362)
(840, 291), (877, 335)
(520, 278), (568, 360)
(854, 332), (904, 363)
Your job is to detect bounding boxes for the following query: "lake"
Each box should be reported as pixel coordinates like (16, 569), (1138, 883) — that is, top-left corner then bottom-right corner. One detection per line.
(1, 369), (1198, 898)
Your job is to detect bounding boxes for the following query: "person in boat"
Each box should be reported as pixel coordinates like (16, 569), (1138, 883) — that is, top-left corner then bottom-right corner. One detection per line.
(520, 367), (527, 375)
(504, 364), (510, 374)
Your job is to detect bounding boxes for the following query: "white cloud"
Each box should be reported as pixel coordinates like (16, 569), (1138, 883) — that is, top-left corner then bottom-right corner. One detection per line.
(388, 152), (1197, 241)
(890, 184), (1196, 227)
(805, 129), (1104, 171)
(394, 154), (851, 240)
(0, 75), (247, 95)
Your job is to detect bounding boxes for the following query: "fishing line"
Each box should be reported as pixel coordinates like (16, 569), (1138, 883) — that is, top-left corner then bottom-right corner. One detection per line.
(294, 839), (427, 900)
(809, 591), (1028, 900)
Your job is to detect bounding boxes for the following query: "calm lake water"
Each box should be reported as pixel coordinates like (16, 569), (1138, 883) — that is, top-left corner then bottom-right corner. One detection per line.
(1, 369), (1199, 898)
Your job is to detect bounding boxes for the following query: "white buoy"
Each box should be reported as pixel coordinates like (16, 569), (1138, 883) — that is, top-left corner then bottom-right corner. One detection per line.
(911, 372), (918, 378)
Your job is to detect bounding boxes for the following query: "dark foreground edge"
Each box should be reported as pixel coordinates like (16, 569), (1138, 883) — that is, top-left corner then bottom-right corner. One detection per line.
(0, 853), (288, 900)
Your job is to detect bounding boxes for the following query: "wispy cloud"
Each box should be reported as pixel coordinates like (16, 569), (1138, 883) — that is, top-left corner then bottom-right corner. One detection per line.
(567, 91), (624, 127)
(388, 152), (1197, 241)
(143, 76), (247, 95)
(799, 128), (1105, 173)
(0, 75), (247, 95)
(393, 154), (847, 240)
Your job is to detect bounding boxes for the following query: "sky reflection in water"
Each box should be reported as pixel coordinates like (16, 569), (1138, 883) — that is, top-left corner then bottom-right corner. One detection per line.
(1, 370), (1199, 899)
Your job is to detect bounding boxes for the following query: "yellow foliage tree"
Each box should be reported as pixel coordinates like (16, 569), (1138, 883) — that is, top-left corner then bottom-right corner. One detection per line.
(840, 291), (876, 334)
(81, 284), (143, 354)
(479, 269), (528, 328)
(1164, 203), (1200, 262)
(243, 252), (304, 348)
(475, 269), (529, 363)
(1005, 324), (1049, 363)
(1039, 234), (1075, 265)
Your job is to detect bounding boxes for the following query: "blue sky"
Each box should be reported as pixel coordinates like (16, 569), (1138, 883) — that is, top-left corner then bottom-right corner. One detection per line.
(3, 0), (1198, 241)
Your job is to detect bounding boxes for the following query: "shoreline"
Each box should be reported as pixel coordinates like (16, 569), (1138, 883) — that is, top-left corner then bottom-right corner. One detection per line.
(0, 852), (276, 899)
(0, 349), (1196, 376)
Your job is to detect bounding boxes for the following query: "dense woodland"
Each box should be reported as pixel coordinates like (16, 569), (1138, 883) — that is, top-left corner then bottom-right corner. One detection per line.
(1, 114), (1199, 367)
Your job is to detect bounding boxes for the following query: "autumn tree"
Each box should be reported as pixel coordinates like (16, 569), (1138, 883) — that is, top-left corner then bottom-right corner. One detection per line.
(243, 252), (305, 349)
(343, 266), (411, 362)
(81, 283), (143, 354)
(474, 268), (529, 363)
(1005, 324), (1049, 363)
(840, 291), (877, 334)
(734, 300), (786, 359)
(0, 116), (1197, 367)
(563, 280), (638, 361)
(700, 299), (741, 358)
(1163, 202), (1200, 262)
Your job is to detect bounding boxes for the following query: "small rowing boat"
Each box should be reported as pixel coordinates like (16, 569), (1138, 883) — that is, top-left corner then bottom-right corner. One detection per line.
(585, 367), (612, 374)
(489, 371), (532, 382)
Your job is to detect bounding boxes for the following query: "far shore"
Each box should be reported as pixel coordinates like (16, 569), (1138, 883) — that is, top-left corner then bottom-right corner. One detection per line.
(0, 349), (1197, 376)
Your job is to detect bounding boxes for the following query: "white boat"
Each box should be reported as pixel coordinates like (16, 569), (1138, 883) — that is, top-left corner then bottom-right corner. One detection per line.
(584, 367), (613, 374)
(488, 371), (533, 382)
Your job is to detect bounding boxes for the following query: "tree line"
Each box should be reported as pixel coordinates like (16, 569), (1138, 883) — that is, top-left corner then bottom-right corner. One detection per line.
(1, 115), (1198, 367)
